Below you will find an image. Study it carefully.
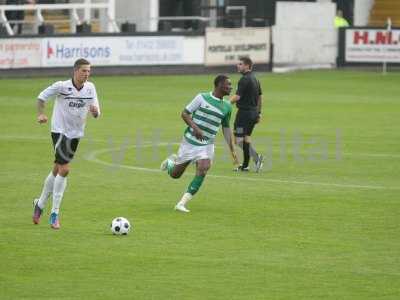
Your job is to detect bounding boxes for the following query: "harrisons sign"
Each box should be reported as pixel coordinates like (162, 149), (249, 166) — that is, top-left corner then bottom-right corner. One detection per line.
(42, 36), (184, 67)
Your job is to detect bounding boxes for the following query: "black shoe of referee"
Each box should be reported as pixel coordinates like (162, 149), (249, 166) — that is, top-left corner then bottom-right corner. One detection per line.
(234, 165), (250, 172)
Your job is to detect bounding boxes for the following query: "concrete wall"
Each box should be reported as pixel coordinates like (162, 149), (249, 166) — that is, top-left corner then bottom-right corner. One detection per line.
(273, 1), (337, 68)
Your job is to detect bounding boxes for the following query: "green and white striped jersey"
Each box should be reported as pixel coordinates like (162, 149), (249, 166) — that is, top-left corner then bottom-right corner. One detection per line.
(183, 92), (232, 146)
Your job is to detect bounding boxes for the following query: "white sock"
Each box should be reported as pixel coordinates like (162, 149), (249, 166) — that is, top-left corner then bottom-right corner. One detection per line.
(37, 172), (56, 209)
(51, 175), (67, 214)
(178, 192), (193, 207)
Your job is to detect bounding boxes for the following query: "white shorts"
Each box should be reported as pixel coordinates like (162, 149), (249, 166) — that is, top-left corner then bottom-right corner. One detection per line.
(175, 138), (214, 165)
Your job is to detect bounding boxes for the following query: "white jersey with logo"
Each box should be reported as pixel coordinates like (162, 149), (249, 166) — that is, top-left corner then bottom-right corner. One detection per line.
(38, 79), (101, 139)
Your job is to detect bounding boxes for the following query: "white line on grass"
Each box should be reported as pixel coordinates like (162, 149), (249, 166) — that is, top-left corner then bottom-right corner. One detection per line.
(0, 134), (397, 189)
(84, 146), (400, 191)
(1, 134), (400, 159)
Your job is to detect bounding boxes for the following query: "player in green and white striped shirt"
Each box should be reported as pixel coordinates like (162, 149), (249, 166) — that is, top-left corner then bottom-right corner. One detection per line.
(161, 75), (239, 212)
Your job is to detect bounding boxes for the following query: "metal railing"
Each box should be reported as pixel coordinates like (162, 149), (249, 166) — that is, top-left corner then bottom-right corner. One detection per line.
(225, 5), (246, 28)
(0, 0), (118, 35)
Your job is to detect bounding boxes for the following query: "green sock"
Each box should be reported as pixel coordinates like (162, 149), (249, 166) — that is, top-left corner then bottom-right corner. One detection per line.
(187, 175), (205, 195)
(167, 160), (175, 175)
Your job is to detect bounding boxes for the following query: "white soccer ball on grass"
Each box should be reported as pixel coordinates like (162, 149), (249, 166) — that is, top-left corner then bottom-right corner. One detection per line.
(110, 217), (131, 235)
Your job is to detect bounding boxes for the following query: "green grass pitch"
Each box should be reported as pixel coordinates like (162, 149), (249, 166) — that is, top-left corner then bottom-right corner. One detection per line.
(0, 70), (399, 299)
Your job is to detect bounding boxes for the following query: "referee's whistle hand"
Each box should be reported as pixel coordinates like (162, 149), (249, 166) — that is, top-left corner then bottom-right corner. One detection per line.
(37, 114), (48, 124)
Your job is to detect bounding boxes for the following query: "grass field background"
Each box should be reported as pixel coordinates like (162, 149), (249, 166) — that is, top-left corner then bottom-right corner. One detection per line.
(0, 70), (399, 299)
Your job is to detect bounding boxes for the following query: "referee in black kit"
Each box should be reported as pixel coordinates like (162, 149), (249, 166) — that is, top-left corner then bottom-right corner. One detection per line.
(230, 56), (264, 172)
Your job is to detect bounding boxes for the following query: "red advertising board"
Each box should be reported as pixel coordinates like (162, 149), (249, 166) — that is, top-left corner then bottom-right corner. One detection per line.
(0, 39), (42, 69)
(345, 28), (400, 63)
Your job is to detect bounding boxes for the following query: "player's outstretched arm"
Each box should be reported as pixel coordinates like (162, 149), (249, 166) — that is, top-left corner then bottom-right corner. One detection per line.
(37, 99), (48, 124)
(223, 127), (239, 165)
(36, 81), (62, 124)
(181, 110), (204, 141)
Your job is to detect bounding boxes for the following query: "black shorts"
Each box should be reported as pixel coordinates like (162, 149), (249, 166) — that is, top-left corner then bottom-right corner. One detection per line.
(234, 110), (259, 137)
(51, 132), (80, 165)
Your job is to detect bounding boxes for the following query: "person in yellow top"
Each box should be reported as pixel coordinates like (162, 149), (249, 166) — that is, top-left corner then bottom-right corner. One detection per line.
(335, 10), (349, 28)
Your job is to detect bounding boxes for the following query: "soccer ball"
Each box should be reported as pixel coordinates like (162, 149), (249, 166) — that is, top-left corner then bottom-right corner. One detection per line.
(110, 217), (131, 235)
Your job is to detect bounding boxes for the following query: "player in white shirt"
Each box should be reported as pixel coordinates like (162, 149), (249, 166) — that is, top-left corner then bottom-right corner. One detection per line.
(32, 58), (101, 229)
